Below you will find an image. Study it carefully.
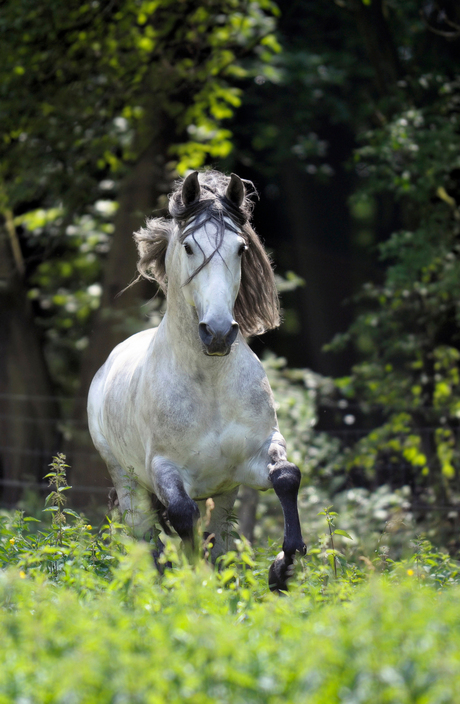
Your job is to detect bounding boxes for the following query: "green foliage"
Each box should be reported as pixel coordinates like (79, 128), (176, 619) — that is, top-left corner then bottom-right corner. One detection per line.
(0, 0), (280, 209)
(328, 72), (460, 499)
(0, 0), (280, 392)
(2, 469), (460, 702)
(1, 455), (460, 700)
(262, 353), (341, 477)
(4, 567), (460, 703)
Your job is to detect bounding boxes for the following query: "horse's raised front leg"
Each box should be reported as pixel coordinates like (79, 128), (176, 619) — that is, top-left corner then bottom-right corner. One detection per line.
(151, 457), (200, 549)
(267, 433), (306, 592)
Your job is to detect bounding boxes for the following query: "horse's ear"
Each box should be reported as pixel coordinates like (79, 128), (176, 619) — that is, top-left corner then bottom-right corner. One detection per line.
(225, 173), (245, 208)
(182, 171), (201, 205)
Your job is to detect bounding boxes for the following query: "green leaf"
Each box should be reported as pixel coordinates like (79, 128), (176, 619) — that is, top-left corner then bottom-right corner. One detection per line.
(325, 548), (345, 558)
(63, 509), (80, 518)
(333, 529), (353, 540)
(241, 553), (255, 568)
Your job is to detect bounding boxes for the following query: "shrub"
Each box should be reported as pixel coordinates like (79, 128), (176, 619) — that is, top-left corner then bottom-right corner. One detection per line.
(2, 455), (460, 702)
(1, 558), (460, 703)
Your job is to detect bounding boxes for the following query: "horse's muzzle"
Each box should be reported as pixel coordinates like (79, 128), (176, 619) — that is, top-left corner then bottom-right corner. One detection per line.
(198, 321), (239, 356)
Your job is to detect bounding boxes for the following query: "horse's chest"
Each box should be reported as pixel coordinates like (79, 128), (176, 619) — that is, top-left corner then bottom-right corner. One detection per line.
(153, 392), (263, 458)
(149, 378), (272, 475)
(177, 420), (261, 498)
(192, 419), (258, 463)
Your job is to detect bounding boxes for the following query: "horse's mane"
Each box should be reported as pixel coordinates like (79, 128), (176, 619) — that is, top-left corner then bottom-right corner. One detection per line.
(134, 170), (280, 337)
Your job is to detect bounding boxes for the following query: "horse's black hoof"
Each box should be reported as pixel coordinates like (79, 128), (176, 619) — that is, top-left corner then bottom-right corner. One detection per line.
(283, 539), (307, 557)
(152, 538), (172, 575)
(167, 497), (200, 541)
(268, 551), (295, 593)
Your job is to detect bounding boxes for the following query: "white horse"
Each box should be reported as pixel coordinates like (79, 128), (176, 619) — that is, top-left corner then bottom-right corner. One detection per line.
(88, 170), (306, 590)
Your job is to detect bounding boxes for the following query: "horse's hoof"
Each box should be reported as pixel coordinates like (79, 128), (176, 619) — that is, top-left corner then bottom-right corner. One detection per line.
(268, 551), (295, 593)
(283, 539), (307, 557)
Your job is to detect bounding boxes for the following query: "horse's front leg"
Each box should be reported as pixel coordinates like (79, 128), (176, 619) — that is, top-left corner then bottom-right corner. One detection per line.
(267, 433), (306, 592)
(151, 457), (200, 553)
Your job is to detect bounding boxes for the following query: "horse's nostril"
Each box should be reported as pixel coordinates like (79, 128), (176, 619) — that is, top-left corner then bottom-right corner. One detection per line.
(225, 322), (239, 346)
(199, 320), (238, 353)
(198, 322), (214, 345)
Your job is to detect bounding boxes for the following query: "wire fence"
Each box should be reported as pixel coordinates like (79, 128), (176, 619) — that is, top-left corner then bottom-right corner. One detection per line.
(2, 392), (460, 510)
(0, 392), (110, 504)
(0, 477), (109, 495)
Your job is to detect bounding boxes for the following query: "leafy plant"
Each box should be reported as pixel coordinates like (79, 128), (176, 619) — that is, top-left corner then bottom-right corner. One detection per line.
(328, 74), (460, 505)
(317, 505), (353, 578)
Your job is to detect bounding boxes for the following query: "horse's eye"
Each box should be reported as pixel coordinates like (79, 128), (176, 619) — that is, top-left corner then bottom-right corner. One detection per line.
(184, 242), (193, 256)
(238, 243), (247, 257)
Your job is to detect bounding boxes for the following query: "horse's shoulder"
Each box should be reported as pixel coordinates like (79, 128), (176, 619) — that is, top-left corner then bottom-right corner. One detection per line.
(117, 327), (157, 353)
(104, 328), (156, 367)
(90, 328), (158, 399)
(227, 344), (275, 415)
(237, 341), (270, 382)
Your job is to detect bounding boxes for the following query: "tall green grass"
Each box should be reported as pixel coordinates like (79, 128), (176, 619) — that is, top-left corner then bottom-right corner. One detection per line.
(1, 456), (460, 703)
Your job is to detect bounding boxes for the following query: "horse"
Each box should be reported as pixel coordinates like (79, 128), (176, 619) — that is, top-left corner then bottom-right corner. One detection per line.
(88, 170), (306, 591)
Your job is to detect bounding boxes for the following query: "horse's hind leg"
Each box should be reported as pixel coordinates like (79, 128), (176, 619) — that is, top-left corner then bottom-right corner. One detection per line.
(107, 485), (167, 573)
(202, 488), (239, 561)
(149, 495), (172, 573)
(93, 436), (156, 539)
(109, 473), (156, 539)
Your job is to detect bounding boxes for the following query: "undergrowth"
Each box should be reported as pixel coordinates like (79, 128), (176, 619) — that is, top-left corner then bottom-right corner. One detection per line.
(1, 455), (460, 703)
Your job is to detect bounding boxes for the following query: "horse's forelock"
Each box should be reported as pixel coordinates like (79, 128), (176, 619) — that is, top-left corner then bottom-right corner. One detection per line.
(168, 170), (255, 226)
(171, 173), (279, 336)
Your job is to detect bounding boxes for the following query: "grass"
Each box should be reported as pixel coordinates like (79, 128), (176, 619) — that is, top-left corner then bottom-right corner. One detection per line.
(1, 455), (460, 703)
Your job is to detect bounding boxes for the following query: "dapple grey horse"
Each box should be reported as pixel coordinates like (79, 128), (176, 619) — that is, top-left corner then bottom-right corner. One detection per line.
(88, 170), (306, 590)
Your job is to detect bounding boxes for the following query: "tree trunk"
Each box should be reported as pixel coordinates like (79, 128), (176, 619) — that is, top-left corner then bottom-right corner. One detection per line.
(0, 215), (59, 506)
(278, 159), (355, 376)
(352, 0), (401, 96)
(70, 120), (173, 501)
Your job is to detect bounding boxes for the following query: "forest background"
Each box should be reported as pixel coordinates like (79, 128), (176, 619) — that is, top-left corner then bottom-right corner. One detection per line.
(1, 0), (460, 552)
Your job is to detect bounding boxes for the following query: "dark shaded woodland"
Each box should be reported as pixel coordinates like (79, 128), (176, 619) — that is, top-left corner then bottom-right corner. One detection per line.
(1, 0), (460, 534)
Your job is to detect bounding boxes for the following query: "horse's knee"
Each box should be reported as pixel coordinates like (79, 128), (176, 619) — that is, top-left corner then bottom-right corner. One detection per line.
(268, 461), (305, 586)
(269, 461), (301, 498)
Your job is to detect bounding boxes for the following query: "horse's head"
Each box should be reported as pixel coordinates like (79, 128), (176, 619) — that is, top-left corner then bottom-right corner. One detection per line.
(134, 170), (281, 355)
(178, 172), (246, 356)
